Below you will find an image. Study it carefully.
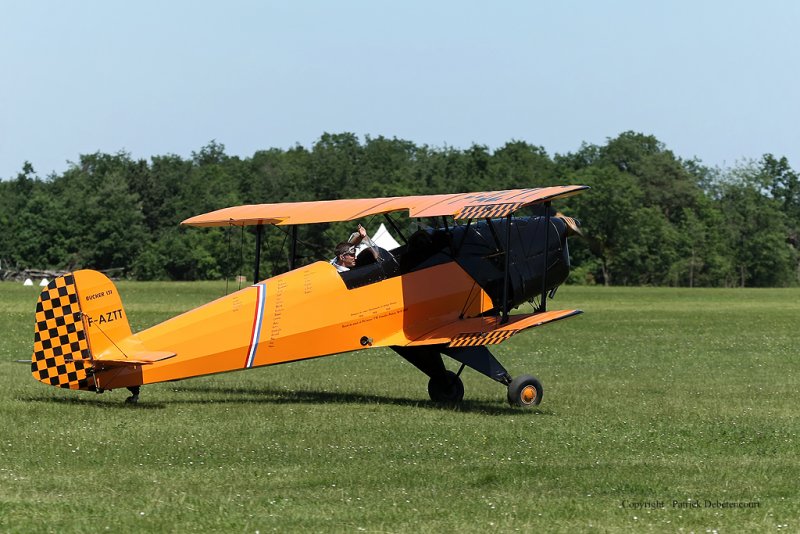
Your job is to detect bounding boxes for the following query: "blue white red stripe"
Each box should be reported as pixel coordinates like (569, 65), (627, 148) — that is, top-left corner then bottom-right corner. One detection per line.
(244, 283), (267, 368)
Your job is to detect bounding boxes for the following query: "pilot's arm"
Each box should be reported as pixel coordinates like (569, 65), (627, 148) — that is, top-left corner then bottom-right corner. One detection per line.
(348, 224), (379, 261)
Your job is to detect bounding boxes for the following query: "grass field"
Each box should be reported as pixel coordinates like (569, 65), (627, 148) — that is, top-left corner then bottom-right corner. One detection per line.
(1, 281), (798, 532)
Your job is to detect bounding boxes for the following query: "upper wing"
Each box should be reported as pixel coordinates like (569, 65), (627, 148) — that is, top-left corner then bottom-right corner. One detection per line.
(181, 185), (589, 227)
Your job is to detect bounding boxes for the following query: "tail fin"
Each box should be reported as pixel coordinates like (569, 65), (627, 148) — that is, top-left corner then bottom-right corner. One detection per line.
(31, 270), (132, 390)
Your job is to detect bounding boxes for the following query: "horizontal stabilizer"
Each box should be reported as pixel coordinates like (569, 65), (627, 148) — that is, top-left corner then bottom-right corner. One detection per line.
(93, 351), (176, 367)
(408, 309), (582, 347)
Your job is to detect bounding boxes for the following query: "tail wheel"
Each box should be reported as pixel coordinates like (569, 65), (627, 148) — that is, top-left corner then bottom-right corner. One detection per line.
(427, 370), (464, 403)
(507, 375), (543, 407)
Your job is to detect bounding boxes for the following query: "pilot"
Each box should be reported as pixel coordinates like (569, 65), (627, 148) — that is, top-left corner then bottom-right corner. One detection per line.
(331, 224), (378, 272)
(331, 242), (358, 272)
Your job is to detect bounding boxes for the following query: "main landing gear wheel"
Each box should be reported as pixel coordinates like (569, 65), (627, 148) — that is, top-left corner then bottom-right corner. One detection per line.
(507, 375), (543, 407)
(428, 370), (464, 403)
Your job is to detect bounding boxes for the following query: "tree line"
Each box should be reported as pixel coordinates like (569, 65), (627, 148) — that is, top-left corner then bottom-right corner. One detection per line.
(1, 132), (798, 287)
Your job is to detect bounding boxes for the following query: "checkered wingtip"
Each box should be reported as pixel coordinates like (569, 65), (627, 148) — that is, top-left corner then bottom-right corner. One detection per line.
(449, 330), (515, 347)
(456, 202), (525, 220)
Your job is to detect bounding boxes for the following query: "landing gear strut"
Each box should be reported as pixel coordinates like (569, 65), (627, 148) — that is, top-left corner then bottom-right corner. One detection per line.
(125, 386), (140, 404)
(393, 344), (544, 408)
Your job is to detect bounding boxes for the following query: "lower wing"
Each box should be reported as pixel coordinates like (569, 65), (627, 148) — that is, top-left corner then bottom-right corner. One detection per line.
(407, 309), (582, 348)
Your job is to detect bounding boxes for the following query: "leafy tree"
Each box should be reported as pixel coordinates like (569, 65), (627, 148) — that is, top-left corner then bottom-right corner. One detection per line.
(139, 228), (221, 280)
(308, 132), (362, 200)
(0, 163), (40, 267)
(130, 154), (191, 232)
(614, 206), (679, 285)
(49, 154), (148, 271)
(671, 202), (733, 287)
(490, 141), (557, 189)
(80, 171), (147, 269)
(568, 165), (644, 285)
(13, 190), (63, 268)
(759, 154), (800, 283)
(716, 162), (796, 287)
(2, 132), (797, 286)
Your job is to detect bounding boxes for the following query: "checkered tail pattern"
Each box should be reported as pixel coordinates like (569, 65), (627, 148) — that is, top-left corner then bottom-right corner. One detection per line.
(31, 274), (95, 390)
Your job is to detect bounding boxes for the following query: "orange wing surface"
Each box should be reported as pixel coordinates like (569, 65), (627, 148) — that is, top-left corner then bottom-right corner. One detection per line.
(181, 185), (589, 227)
(406, 309), (583, 347)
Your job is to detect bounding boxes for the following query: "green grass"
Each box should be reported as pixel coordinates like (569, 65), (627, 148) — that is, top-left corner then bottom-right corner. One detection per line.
(1, 281), (798, 532)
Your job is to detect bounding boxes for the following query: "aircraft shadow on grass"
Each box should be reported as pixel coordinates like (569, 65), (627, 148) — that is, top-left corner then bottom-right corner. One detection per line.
(21, 394), (167, 410)
(172, 384), (552, 415)
(21, 386), (553, 416)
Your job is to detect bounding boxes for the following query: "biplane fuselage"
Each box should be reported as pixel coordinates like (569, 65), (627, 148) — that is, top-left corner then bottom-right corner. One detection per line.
(31, 186), (588, 406)
(94, 260), (493, 389)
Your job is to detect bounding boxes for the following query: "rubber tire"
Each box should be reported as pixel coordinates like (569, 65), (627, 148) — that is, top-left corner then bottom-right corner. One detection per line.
(507, 375), (543, 407)
(427, 370), (465, 403)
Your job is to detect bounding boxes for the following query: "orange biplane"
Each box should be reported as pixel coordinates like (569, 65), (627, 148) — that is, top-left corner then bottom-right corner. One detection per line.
(31, 186), (588, 407)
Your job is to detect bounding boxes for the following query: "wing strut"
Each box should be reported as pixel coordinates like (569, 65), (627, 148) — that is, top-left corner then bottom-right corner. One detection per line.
(253, 223), (263, 283)
(501, 213), (512, 324)
(454, 218), (472, 255)
(383, 213), (408, 245)
(289, 226), (298, 270)
(537, 202), (551, 313)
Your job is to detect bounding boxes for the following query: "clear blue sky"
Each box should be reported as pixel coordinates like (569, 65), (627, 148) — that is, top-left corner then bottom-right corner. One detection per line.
(1, 0), (798, 180)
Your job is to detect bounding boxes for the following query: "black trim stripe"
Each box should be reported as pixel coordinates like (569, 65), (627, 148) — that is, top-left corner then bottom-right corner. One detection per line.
(456, 202), (524, 220)
(449, 330), (515, 347)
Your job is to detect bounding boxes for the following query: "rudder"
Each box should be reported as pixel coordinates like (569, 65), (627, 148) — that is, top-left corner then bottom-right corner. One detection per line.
(31, 273), (94, 390)
(31, 270), (132, 390)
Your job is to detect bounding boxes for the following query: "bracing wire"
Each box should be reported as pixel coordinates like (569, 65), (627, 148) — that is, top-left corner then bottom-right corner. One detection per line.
(92, 321), (130, 359)
(224, 223), (232, 296)
(239, 225), (245, 290)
